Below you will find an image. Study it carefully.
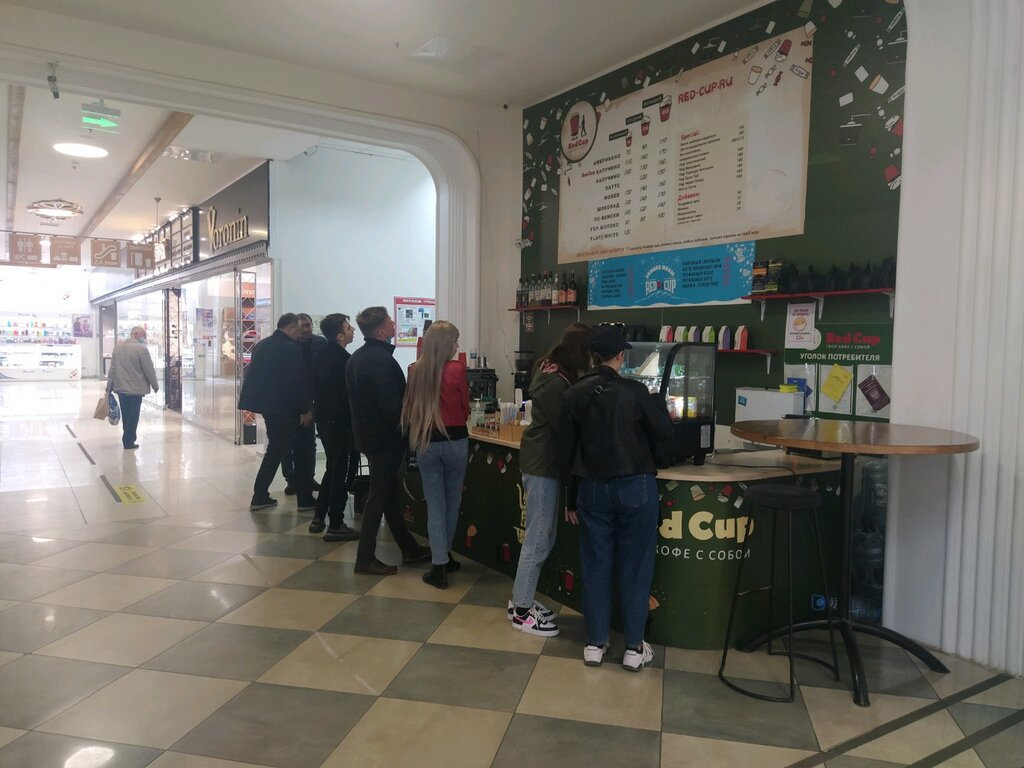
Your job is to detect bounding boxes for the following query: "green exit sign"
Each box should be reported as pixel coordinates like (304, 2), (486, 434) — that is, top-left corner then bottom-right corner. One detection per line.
(81, 102), (121, 134)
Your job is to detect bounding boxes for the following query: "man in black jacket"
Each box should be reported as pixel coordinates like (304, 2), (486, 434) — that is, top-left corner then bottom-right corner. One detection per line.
(346, 306), (430, 575)
(309, 313), (359, 541)
(281, 312), (328, 511)
(562, 324), (673, 672)
(238, 313), (313, 512)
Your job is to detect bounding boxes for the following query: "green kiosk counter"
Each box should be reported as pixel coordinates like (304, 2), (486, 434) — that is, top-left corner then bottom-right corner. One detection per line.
(400, 430), (842, 649)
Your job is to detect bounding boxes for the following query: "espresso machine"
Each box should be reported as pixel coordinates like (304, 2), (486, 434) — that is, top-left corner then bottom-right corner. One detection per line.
(513, 350), (535, 401)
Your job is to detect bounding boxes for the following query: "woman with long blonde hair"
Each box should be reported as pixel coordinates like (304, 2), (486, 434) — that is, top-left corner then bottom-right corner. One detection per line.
(401, 321), (470, 588)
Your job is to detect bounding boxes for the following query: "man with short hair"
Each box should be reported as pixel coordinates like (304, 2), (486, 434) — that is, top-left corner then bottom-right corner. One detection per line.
(309, 313), (359, 541)
(346, 306), (430, 574)
(106, 326), (159, 450)
(280, 312), (326, 511)
(238, 313), (313, 512)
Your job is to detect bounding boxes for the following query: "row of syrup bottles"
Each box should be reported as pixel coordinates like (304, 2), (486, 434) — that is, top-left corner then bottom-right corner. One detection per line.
(515, 270), (578, 308)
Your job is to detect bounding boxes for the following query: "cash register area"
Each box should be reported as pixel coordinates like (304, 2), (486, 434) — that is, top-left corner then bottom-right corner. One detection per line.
(0, 380), (1021, 768)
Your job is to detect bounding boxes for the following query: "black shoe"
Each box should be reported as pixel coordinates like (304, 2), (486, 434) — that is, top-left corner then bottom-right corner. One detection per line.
(249, 496), (278, 512)
(124, 444), (139, 450)
(422, 565), (448, 589)
(446, 554), (462, 572)
(284, 485), (296, 496)
(297, 499), (316, 513)
(323, 525), (359, 542)
(308, 519), (326, 534)
(354, 559), (398, 576)
(401, 545), (432, 565)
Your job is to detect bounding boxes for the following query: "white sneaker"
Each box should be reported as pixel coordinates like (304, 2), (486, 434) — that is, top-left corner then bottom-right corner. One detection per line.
(583, 644), (608, 667)
(507, 599), (555, 623)
(622, 641), (655, 671)
(511, 607), (559, 637)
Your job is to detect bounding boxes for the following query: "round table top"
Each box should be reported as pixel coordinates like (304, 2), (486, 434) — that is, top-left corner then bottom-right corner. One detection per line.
(731, 419), (980, 456)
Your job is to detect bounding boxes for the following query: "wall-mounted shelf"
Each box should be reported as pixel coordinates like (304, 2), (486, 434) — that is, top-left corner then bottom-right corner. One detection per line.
(509, 305), (582, 323)
(717, 348), (777, 374)
(743, 288), (895, 321)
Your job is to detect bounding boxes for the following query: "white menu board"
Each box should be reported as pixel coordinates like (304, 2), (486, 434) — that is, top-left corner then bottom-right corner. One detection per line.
(557, 29), (813, 264)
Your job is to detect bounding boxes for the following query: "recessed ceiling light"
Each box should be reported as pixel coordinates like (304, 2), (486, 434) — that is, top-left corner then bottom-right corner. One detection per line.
(27, 198), (84, 221)
(53, 142), (109, 159)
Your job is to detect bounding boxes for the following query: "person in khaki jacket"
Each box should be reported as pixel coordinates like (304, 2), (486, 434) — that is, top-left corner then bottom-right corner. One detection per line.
(106, 326), (159, 449)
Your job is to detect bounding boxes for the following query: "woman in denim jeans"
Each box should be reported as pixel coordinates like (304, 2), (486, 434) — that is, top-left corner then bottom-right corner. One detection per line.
(401, 321), (470, 588)
(508, 323), (592, 636)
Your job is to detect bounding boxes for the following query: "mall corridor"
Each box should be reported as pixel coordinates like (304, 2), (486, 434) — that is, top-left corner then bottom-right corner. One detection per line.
(0, 381), (1021, 768)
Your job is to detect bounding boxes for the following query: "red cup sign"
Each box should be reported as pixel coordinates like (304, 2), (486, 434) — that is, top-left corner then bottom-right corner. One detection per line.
(560, 100), (598, 163)
(90, 239), (121, 268)
(50, 237), (81, 265)
(7, 234), (42, 264)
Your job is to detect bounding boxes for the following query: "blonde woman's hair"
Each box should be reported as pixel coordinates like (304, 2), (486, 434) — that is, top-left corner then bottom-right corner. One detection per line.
(402, 321), (460, 455)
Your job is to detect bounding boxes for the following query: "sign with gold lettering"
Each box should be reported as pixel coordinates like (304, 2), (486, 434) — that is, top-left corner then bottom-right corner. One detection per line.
(7, 233), (42, 264)
(126, 243), (155, 270)
(199, 163), (268, 260)
(90, 239), (121, 268)
(207, 206), (249, 253)
(50, 237), (82, 265)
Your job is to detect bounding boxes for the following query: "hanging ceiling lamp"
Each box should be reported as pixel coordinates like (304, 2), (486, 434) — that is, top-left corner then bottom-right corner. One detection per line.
(26, 198), (84, 222)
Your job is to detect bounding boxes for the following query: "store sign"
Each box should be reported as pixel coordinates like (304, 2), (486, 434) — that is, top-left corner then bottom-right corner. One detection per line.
(7, 234), (42, 264)
(90, 239), (121, 268)
(50, 237), (82, 265)
(126, 243), (155, 270)
(200, 163), (268, 259)
(206, 206), (249, 252)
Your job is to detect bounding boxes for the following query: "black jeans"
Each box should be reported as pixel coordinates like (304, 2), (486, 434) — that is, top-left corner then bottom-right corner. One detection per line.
(356, 440), (418, 566)
(253, 413), (298, 501)
(116, 393), (143, 448)
(281, 422), (317, 503)
(315, 427), (354, 529)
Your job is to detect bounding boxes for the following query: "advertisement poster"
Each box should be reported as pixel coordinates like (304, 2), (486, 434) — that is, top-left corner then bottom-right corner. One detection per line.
(72, 314), (93, 338)
(587, 241), (754, 309)
(556, 29), (812, 265)
(785, 302), (816, 348)
(196, 308), (216, 341)
(394, 297), (435, 347)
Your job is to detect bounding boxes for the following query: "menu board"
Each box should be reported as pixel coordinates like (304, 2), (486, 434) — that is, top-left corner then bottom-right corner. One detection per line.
(557, 29), (812, 264)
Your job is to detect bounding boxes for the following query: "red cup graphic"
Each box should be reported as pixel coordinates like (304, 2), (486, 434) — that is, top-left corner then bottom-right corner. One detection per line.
(776, 38), (792, 62)
(625, 131), (633, 148)
(883, 164), (902, 190)
(501, 543), (511, 563)
(563, 570), (575, 592)
(660, 97), (672, 121)
(885, 115), (904, 137)
(465, 523), (478, 549)
(641, 116), (651, 136)
(570, 114), (580, 137)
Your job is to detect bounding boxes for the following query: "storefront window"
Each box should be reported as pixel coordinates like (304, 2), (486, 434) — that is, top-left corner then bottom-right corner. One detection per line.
(116, 293), (165, 410)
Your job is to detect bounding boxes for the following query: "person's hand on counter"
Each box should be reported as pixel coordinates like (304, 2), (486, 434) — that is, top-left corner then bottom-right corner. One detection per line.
(565, 507), (579, 525)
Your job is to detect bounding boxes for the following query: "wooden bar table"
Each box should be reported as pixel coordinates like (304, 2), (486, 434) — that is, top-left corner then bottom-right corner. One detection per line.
(730, 418), (979, 707)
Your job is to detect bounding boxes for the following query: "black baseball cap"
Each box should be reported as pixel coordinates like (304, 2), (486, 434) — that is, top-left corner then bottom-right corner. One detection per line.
(590, 325), (632, 358)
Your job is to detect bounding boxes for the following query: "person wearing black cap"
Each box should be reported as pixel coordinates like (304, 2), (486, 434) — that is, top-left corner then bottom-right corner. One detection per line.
(562, 324), (673, 671)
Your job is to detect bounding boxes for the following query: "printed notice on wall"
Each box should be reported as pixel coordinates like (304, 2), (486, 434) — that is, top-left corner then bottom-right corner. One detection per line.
(394, 297), (435, 347)
(556, 30), (812, 264)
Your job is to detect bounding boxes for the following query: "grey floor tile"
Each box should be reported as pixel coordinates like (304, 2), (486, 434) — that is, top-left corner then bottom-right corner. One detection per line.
(948, 701), (1018, 737)
(0, 563), (93, 601)
(662, 669), (820, 751)
(143, 623), (309, 680)
(0, 602), (109, 652)
(217, 513), (308, 533)
(172, 682), (372, 768)
(793, 641), (936, 699)
(974, 717), (1024, 768)
(108, 548), (232, 579)
(459, 572), (517, 608)
(824, 757), (902, 768)
(277, 561), (383, 594)
(491, 713), (661, 768)
(246, 535), (344, 560)
(98, 525), (202, 547)
(0, 732), (160, 768)
(123, 581), (265, 621)
(320, 596), (455, 642)
(384, 644), (537, 712)
(541, 610), (664, 668)
(0, 654), (129, 729)
(0, 536), (84, 564)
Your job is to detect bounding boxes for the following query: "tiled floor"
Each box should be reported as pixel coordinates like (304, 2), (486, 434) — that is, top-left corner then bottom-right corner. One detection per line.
(0, 380), (1021, 767)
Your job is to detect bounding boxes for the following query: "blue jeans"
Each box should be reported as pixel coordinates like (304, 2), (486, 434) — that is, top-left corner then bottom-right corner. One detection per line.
(512, 474), (560, 609)
(116, 393), (143, 448)
(577, 474), (658, 648)
(417, 438), (469, 565)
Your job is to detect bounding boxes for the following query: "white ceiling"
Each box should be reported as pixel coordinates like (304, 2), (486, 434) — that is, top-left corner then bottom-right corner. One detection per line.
(6, 0), (756, 105)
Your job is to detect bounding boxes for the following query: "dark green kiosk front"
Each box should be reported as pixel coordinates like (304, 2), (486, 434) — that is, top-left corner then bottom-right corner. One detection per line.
(401, 431), (841, 649)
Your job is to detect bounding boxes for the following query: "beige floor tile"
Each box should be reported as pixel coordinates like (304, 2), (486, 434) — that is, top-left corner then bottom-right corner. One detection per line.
(0, 599), (16, 611)
(965, 675), (1024, 709)
(190, 554), (311, 586)
(0, 650), (21, 667)
(35, 612), (205, 666)
(38, 668), (247, 749)
(517, 655), (662, 731)
(665, 647), (792, 683)
(150, 754), (275, 768)
(850, 710), (968, 763)
(319, 540), (401, 564)
(31, 542), (157, 571)
(428, 604), (545, 655)
(322, 697), (510, 768)
(9, 522), (141, 542)
(935, 748), (986, 767)
(913, 650), (1003, 698)
(33, 572), (178, 611)
(259, 632), (420, 695)
(83, 506), (168, 524)
(800, 686), (933, 750)
(365, 566), (480, 605)
(152, 509), (250, 528)
(168, 529), (275, 553)
(0, 726), (24, 749)
(218, 588), (356, 630)
(661, 733), (816, 767)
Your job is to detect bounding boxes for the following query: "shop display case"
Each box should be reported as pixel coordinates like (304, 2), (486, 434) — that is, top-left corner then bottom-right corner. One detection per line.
(0, 344), (81, 380)
(622, 341), (716, 465)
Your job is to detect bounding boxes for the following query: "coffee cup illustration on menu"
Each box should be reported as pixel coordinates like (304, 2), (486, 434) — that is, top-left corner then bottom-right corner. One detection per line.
(641, 115), (651, 136)
(625, 130), (633, 148)
(660, 95), (672, 121)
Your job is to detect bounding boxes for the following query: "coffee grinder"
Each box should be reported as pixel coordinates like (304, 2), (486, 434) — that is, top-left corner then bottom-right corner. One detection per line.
(514, 350), (535, 401)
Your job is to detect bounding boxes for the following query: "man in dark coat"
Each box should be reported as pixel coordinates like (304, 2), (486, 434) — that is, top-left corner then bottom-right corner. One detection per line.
(281, 312), (328, 511)
(346, 306), (430, 574)
(238, 313), (312, 511)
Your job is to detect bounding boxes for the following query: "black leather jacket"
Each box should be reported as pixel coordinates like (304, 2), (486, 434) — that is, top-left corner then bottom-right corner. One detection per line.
(562, 365), (674, 479)
(237, 330), (310, 417)
(346, 337), (405, 454)
(312, 342), (352, 433)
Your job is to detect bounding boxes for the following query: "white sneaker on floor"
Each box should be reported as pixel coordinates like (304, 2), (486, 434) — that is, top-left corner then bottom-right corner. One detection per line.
(511, 607), (559, 637)
(507, 599), (555, 623)
(622, 641), (655, 671)
(583, 644), (608, 667)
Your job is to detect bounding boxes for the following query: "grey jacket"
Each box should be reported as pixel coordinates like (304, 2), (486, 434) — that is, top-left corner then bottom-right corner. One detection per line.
(106, 340), (159, 396)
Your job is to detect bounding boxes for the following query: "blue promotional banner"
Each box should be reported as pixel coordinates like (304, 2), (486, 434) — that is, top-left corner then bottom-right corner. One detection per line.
(587, 241), (755, 309)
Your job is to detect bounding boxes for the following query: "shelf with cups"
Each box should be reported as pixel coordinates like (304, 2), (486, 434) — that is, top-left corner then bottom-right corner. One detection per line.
(743, 288), (895, 321)
(509, 305), (582, 323)
(716, 348), (778, 375)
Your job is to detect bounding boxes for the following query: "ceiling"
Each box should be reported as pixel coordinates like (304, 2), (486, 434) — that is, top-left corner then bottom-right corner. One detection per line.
(5, 0), (756, 105)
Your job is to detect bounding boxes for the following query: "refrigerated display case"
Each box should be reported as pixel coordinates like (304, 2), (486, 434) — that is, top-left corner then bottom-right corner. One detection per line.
(621, 341), (715, 465)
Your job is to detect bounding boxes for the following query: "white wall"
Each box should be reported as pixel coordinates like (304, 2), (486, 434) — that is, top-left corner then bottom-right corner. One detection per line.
(271, 146), (436, 370)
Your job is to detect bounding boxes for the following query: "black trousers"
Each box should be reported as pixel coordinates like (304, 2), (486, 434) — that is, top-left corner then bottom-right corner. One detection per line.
(116, 393), (143, 448)
(281, 422), (317, 502)
(315, 427), (355, 529)
(356, 440), (418, 565)
(253, 413), (298, 501)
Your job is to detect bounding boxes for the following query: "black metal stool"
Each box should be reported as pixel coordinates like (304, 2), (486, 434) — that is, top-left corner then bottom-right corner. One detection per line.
(718, 483), (840, 702)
